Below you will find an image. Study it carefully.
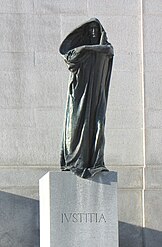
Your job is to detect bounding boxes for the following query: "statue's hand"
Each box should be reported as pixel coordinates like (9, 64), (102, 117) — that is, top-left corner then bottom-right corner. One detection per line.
(100, 31), (108, 45)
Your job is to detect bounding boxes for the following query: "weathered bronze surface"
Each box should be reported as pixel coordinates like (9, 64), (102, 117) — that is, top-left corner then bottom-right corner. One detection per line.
(59, 18), (114, 178)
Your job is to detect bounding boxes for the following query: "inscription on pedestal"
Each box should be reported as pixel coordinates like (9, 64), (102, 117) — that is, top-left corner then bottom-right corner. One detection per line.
(61, 212), (107, 223)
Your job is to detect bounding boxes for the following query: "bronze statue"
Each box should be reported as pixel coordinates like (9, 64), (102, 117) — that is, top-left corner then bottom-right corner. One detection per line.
(59, 18), (114, 178)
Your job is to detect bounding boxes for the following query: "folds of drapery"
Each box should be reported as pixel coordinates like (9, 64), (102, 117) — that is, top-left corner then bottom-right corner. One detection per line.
(59, 18), (114, 178)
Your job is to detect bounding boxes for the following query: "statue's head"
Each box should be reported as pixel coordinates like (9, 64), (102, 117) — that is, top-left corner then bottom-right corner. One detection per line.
(59, 18), (108, 55)
(88, 21), (100, 45)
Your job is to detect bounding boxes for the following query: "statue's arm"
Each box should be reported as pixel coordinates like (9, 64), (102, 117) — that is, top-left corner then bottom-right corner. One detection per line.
(63, 43), (113, 67)
(84, 44), (114, 57)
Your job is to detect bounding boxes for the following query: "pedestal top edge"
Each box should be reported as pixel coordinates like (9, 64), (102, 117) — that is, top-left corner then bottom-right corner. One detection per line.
(39, 171), (117, 184)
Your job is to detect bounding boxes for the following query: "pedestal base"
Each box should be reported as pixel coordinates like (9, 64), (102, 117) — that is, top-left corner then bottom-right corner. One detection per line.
(39, 171), (118, 247)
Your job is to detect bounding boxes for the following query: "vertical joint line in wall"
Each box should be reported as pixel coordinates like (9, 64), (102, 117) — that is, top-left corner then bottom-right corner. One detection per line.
(33, 0), (35, 14)
(141, 0), (146, 229)
(87, 0), (89, 15)
(34, 51), (36, 66)
(60, 14), (62, 45)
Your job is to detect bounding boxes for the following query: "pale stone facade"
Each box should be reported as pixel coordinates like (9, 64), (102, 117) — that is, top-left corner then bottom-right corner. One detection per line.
(0, 0), (161, 246)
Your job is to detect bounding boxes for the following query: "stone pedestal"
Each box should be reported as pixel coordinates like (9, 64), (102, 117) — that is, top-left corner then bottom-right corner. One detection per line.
(39, 171), (118, 247)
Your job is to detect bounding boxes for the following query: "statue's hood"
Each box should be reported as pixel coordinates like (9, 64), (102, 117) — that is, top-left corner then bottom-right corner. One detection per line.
(59, 18), (108, 55)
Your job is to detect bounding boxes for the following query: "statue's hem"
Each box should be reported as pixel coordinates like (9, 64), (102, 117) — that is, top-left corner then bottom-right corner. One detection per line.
(61, 166), (109, 179)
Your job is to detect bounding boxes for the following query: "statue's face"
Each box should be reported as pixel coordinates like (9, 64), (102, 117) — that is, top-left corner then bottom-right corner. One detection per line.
(88, 22), (100, 39)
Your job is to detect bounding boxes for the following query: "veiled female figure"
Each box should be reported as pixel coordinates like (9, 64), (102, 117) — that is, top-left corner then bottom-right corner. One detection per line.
(59, 18), (114, 178)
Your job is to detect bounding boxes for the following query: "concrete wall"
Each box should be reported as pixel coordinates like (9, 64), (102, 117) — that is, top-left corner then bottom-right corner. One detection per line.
(0, 0), (161, 246)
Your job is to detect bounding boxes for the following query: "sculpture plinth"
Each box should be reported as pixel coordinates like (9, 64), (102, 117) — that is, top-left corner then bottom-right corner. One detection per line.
(39, 171), (118, 247)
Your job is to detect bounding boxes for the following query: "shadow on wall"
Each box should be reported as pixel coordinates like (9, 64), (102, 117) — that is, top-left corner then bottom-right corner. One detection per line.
(0, 191), (40, 247)
(119, 221), (162, 247)
(119, 221), (143, 247)
(0, 191), (162, 247)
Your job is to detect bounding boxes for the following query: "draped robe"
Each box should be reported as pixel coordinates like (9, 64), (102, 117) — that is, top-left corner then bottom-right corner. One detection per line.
(59, 18), (114, 178)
